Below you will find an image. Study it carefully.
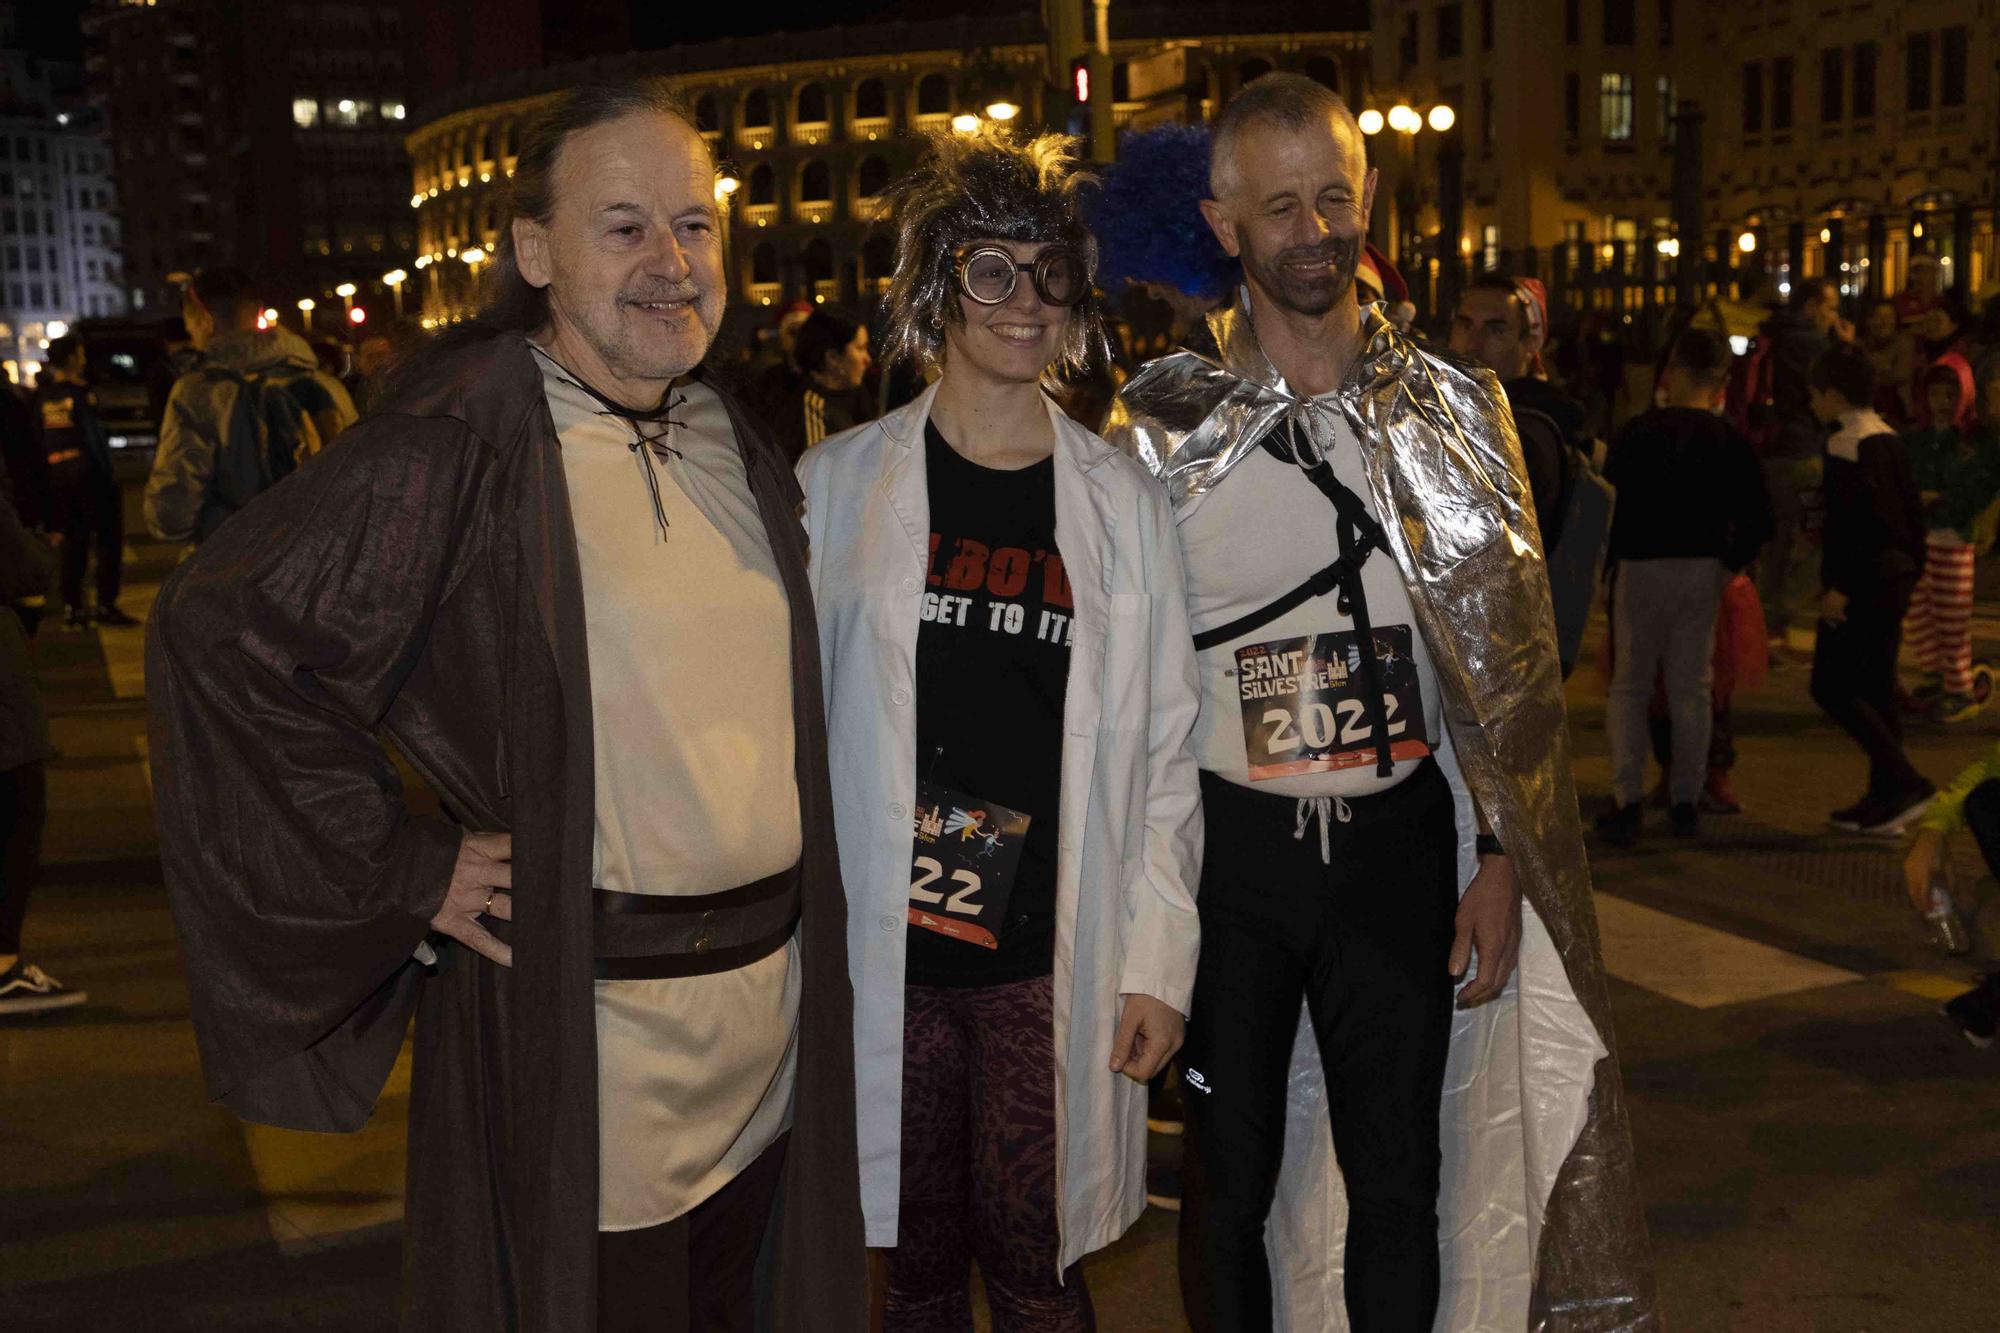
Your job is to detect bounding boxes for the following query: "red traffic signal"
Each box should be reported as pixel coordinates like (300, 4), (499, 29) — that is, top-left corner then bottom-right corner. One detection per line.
(1072, 61), (1090, 104)
(348, 306), (367, 325)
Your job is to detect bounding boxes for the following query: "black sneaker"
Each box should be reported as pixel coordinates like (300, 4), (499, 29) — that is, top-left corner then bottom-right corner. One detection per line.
(1594, 802), (1642, 848)
(1940, 975), (2000, 1049)
(0, 960), (88, 1016)
(93, 604), (140, 629)
(1145, 1157), (1182, 1212)
(1669, 802), (1698, 838)
(1827, 798), (1870, 832)
(1857, 787), (1937, 838)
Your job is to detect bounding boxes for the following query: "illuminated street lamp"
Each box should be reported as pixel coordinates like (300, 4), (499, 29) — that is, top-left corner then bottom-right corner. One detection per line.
(1427, 104), (1456, 132)
(984, 100), (1020, 122)
(335, 281), (357, 315)
(1388, 104), (1422, 135)
(261, 307), (280, 324)
(950, 113), (981, 135)
(1357, 108), (1385, 136)
(296, 297), (316, 331)
(382, 269), (408, 317)
(715, 174), (741, 199)
(1737, 230), (1758, 254)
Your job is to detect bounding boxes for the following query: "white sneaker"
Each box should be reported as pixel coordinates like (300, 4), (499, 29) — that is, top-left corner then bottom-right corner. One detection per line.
(0, 961), (87, 1015)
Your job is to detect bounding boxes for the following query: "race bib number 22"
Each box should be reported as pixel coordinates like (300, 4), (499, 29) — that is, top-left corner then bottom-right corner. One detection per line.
(1235, 626), (1431, 781)
(909, 781), (1031, 948)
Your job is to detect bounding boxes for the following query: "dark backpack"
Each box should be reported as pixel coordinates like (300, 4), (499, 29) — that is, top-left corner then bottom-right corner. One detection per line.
(1516, 403), (1615, 678)
(196, 367), (324, 541)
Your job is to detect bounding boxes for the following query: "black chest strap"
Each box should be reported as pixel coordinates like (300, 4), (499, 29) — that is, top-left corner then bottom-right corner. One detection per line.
(1192, 417), (1397, 776)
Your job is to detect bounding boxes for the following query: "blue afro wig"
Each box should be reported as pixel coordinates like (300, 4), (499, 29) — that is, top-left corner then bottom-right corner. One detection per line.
(1086, 124), (1239, 303)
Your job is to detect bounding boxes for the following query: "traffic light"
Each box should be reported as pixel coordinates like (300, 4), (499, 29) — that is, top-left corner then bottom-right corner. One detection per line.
(1071, 56), (1090, 105)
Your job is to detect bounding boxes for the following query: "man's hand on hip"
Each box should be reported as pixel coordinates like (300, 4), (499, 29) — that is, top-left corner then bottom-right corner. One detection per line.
(1110, 993), (1185, 1083)
(430, 831), (514, 967)
(1451, 854), (1522, 1009)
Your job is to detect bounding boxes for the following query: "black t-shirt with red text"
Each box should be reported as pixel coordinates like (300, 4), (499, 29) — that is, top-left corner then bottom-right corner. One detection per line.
(907, 417), (1072, 987)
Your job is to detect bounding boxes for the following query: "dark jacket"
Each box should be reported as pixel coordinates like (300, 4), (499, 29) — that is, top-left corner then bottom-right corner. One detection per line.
(1820, 409), (1926, 604)
(145, 332), (865, 1332)
(34, 375), (112, 482)
(759, 377), (873, 468)
(1603, 406), (1775, 570)
(0, 475), (54, 771)
(1759, 307), (1831, 461)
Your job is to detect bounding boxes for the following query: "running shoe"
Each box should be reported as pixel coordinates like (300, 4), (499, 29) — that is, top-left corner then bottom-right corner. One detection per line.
(1940, 974), (2000, 1050)
(1856, 788), (1937, 838)
(1669, 802), (1698, 838)
(0, 961), (87, 1016)
(93, 605), (140, 629)
(1699, 769), (1742, 815)
(1827, 798), (1870, 832)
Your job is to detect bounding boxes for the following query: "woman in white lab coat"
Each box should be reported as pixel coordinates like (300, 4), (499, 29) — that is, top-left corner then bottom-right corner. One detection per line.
(796, 129), (1203, 1329)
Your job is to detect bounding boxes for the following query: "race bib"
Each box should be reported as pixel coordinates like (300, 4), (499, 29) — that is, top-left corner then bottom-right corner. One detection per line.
(1235, 627), (1432, 781)
(909, 781), (1030, 949)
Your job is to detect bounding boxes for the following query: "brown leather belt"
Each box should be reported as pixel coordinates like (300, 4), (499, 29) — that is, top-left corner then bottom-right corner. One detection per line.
(592, 866), (799, 981)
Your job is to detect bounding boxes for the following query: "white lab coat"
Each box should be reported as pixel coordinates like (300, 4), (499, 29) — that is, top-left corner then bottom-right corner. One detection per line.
(796, 383), (1203, 1271)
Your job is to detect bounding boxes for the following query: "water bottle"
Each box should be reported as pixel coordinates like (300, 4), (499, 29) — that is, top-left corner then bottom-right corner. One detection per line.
(1926, 873), (1972, 957)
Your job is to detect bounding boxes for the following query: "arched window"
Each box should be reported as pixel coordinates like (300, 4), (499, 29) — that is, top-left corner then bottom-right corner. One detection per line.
(1303, 56), (1340, 91)
(854, 77), (889, 121)
(916, 73), (951, 116)
(1237, 57), (1273, 86)
(856, 155), (892, 198)
(743, 89), (773, 129)
(749, 163), (776, 206)
(694, 93), (720, 133)
(751, 241), (779, 284)
(802, 238), (835, 284)
(800, 160), (832, 203)
(796, 83), (829, 124)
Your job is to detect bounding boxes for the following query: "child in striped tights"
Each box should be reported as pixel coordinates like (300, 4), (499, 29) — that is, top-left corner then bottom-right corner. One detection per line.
(1903, 352), (2000, 724)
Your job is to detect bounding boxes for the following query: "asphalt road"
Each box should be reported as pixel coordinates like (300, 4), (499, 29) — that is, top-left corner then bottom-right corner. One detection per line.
(4, 489), (1998, 1331)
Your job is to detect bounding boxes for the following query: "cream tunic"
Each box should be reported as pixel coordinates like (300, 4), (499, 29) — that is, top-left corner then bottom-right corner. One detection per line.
(540, 350), (802, 1231)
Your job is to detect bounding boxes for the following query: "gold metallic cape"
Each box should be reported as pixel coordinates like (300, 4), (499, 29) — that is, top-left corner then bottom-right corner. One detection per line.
(1104, 297), (1659, 1331)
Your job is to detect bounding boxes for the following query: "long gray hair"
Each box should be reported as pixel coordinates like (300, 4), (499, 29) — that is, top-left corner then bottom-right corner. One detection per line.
(878, 127), (1107, 379)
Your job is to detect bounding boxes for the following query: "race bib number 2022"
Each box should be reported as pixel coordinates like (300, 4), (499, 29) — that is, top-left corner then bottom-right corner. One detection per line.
(1235, 626), (1431, 781)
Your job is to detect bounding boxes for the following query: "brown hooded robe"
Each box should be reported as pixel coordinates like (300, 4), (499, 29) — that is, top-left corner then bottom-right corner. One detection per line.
(145, 333), (866, 1332)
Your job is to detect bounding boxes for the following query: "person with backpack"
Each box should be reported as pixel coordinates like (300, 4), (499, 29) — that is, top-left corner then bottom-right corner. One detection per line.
(1448, 274), (1614, 676)
(1594, 328), (1774, 845)
(35, 337), (131, 629)
(142, 267), (357, 544)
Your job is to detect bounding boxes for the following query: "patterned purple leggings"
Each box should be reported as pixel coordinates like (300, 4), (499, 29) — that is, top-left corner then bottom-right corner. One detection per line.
(883, 973), (1095, 1333)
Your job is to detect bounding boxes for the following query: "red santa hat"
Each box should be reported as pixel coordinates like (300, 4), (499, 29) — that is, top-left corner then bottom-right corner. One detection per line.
(1355, 244), (1409, 306)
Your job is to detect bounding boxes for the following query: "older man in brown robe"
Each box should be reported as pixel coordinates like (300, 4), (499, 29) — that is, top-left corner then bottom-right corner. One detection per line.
(145, 81), (865, 1333)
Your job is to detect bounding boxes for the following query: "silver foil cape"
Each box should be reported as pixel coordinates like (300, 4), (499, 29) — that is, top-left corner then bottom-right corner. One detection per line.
(1105, 295), (1660, 1331)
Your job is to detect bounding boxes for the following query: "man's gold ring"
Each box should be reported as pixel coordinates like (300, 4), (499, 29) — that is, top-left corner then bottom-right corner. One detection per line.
(482, 889), (495, 915)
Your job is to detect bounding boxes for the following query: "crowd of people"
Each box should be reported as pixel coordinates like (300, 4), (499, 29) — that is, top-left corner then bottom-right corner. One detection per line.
(0, 60), (1997, 1331)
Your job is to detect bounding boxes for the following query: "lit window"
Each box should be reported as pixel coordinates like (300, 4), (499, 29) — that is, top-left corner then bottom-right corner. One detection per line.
(292, 98), (318, 128)
(1599, 72), (1634, 142)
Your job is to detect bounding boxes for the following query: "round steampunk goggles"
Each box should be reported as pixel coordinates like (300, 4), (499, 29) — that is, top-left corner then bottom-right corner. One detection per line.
(954, 245), (1087, 308)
